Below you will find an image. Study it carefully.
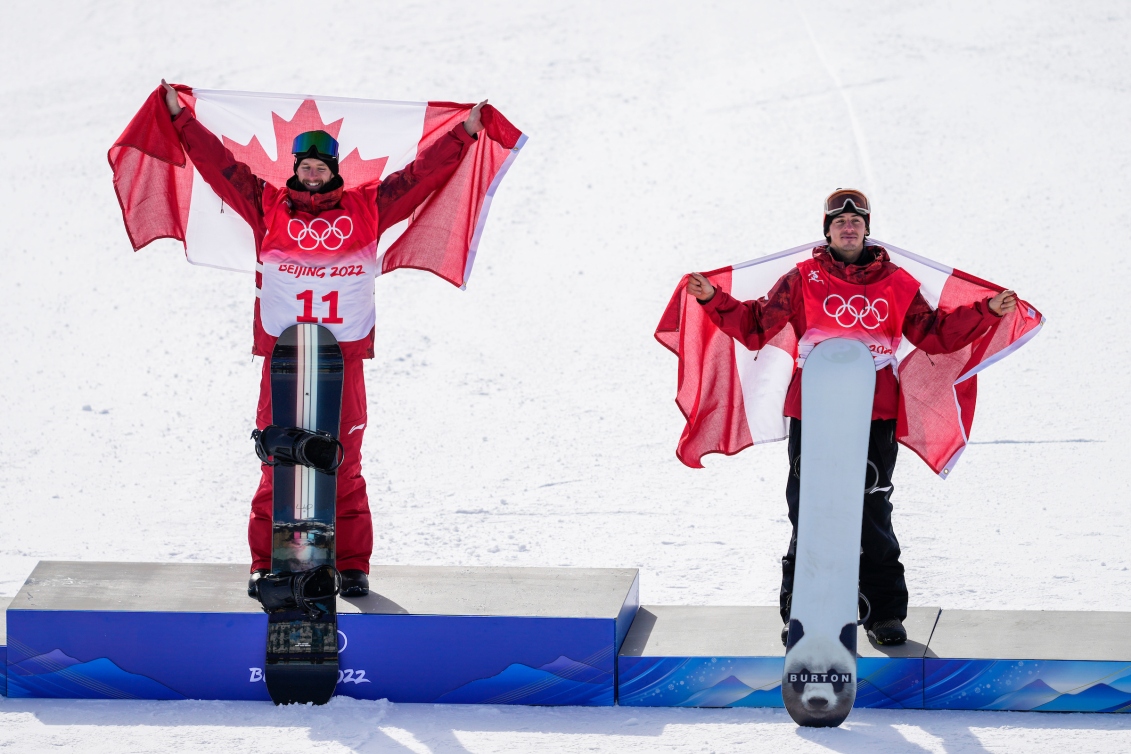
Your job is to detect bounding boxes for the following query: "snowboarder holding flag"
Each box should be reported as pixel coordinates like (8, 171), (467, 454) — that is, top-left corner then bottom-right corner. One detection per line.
(161, 81), (486, 598)
(107, 80), (516, 599)
(677, 189), (1028, 646)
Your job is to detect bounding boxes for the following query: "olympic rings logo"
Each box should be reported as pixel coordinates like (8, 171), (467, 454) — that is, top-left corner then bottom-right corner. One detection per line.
(823, 294), (889, 330)
(287, 216), (354, 251)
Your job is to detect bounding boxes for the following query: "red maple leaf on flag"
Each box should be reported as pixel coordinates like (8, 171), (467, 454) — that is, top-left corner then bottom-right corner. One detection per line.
(222, 99), (389, 190)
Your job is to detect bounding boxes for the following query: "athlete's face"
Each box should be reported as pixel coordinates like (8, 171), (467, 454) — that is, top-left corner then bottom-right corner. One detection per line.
(296, 158), (333, 191)
(827, 213), (867, 258)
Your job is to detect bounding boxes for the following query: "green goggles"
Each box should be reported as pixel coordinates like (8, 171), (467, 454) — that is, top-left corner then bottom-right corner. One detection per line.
(291, 130), (339, 159)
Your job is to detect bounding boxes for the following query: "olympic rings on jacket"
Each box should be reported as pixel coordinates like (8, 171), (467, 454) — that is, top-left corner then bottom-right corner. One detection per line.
(287, 216), (354, 251)
(823, 294), (889, 330)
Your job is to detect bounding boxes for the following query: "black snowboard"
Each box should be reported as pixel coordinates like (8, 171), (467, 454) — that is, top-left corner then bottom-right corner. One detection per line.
(265, 323), (343, 705)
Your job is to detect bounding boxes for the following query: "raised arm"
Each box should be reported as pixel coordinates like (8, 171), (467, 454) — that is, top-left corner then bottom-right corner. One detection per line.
(161, 80), (266, 232)
(694, 269), (800, 351)
(375, 101), (486, 235)
(903, 289), (1016, 354)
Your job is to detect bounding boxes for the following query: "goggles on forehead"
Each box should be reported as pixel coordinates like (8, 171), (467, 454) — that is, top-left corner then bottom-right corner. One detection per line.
(292, 130), (340, 159)
(824, 188), (870, 217)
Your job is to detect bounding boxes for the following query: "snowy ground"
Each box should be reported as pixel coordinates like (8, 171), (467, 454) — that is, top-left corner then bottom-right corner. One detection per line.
(3, 0), (1131, 751)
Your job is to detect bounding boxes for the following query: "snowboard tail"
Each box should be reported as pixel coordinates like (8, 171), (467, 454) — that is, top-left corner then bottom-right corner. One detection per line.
(263, 323), (344, 706)
(264, 659), (340, 707)
(782, 338), (876, 728)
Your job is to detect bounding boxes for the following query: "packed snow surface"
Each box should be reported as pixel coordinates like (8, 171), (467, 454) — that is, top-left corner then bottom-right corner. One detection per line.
(3, 0), (1131, 751)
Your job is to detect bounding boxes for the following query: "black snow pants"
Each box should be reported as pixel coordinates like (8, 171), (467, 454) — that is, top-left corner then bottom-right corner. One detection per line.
(779, 417), (908, 628)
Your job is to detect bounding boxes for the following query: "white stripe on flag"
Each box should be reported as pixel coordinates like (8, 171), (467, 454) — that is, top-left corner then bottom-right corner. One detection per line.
(873, 239), (953, 310)
(185, 89), (428, 273)
(729, 242), (815, 444)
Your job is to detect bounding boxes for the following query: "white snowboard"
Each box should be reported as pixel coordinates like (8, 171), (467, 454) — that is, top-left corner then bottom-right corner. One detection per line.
(782, 338), (876, 727)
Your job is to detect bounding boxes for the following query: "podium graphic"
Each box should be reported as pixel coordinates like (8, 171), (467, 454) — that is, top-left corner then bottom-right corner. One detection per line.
(3, 562), (1130, 712)
(4, 562), (638, 704)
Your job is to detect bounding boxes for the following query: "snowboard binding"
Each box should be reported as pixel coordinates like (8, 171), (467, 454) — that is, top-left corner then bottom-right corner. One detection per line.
(857, 593), (871, 626)
(255, 564), (342, 618)
(252, 425), (344, 474)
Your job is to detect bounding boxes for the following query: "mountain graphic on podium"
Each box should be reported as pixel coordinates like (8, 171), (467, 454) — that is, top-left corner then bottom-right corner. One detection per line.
(8, 650), (185, 699)
(435, 655), (612, 705)
(682, 675), (757, 707)
(983, 678), (1131, 712)
(681, 675), (784, 708)
(1034, 682), (1131, 713)
(984, 678), (1061, 710)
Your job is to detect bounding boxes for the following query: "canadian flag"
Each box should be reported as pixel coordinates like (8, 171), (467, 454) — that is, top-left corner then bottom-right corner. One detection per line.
(108, 85), (524, 287)
(655, 240), (1044, 478)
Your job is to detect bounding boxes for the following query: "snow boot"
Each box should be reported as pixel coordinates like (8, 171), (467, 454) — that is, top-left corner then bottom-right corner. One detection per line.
(252, 425), (344, 473)
(340, 569), (369, 597)
(867, 618), (907, 645)
(248, 569), (269, 599)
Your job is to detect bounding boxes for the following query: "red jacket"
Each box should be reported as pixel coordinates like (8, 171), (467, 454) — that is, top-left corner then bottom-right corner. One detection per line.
(700, 245), (1002, 421)
(171, 109), (477, 358)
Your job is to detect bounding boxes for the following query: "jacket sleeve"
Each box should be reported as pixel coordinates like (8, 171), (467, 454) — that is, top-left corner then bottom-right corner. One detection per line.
(172, 109), (266, 230)
(699, 268), (800, 351)
(903, 291), (1001, 354)
(376, 125), (477, 235)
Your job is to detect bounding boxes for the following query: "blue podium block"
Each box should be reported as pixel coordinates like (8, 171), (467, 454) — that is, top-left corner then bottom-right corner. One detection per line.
(334, 566), (639, 705)
(923, 610), (1131, 712)
(1, 598), (8, 696)
(5, 561), (639, 704)
(617, 606), (939, 708)
(7, 563), (271, 701)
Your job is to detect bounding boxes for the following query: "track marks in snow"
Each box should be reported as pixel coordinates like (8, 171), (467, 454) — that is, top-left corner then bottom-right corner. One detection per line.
(797, 6), (880, 196)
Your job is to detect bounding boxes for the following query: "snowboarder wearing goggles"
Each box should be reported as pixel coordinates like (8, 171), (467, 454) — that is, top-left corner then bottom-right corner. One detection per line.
(686, 189), (1019, 645)
(160, 80), (487, 599)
